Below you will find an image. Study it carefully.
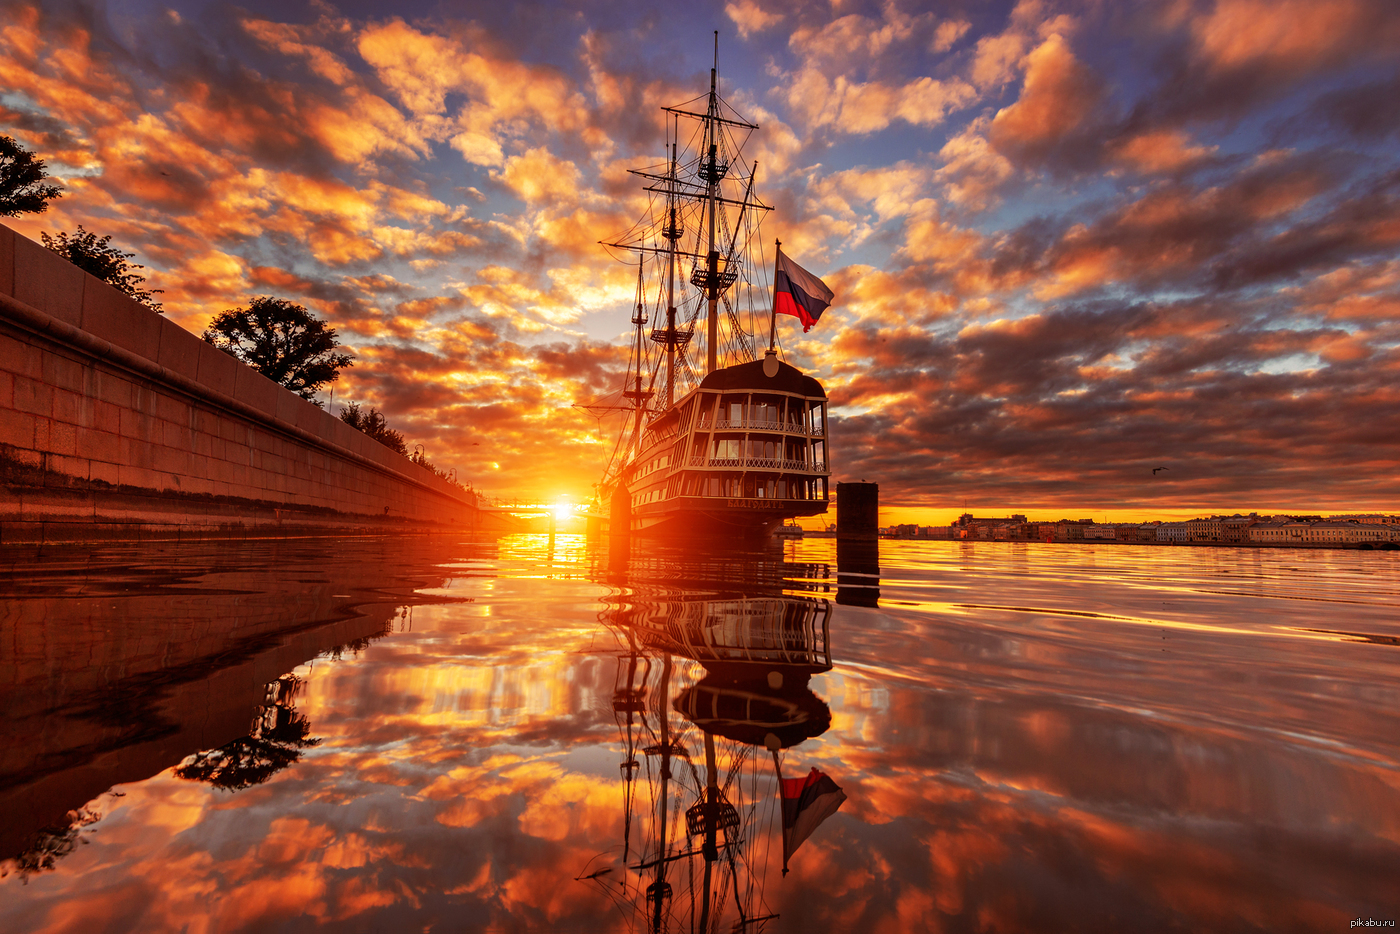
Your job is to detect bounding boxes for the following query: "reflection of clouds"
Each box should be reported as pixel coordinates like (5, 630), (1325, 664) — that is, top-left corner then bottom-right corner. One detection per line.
(5, 539), (1400, 928)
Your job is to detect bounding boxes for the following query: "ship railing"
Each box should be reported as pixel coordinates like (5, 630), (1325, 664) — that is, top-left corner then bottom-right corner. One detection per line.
(710, 416), (825, 435)
(686, 456), (827, 471)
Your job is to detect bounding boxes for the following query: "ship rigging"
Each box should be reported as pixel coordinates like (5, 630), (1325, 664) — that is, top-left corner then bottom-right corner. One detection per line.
(586, 34), (834, 538)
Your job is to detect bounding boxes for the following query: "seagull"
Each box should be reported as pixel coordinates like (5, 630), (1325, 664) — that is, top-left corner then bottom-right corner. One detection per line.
(1152, 466), (1169, 475)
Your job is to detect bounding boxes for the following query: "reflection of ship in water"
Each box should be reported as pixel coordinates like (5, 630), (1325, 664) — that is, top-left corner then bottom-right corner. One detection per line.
(584, 557), (847, 932)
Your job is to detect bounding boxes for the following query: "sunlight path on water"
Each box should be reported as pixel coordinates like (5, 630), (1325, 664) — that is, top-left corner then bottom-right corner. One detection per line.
(0, 534), (1397, 933)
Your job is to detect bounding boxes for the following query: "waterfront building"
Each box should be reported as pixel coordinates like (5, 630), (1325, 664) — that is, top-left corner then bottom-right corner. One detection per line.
(1157, 522), (1190, 543)
(1186, 517), (1225, 542)
(1223, 514), (1259, 543)
(1331, 514), (1400, 525)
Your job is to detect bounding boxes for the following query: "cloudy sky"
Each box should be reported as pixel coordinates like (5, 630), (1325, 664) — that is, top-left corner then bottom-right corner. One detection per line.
(4, 0), (1399, 519)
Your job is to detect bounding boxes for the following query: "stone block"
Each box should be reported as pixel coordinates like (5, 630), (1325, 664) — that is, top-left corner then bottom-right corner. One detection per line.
(13, 234), (84, 327)
(13, 376), (52, 417)
(0, 407), (36, 448)
(233, 365), (279, 416)
(121, 435), (155, 469)
(89, 459), (119, 487)
(0, 333), (30, 380)
(80, 277), (162, 362)
(195, 341), (239, 398)
(218, 418), (245, 443)
(154, 317), (202, 383)
(47, 453), (89, 481)
(52, 387), (81, 425)
(76, 427), (121, 463)
(294, 400), (324, 435)
(93, 399), (121, 434)
(93, 372), (132, 408)
(119, 407), (154, 441)
(117, 464), (164, 492)
(49, 420), (76, 456)
(315, 408), (341, 442)
(153, 393), (190, 426)
(194, 409), (220, 436)
(162, 419), (190, 449)
(152, 444), (189, 476)
(0, 224), (14, 296)
(0, 370), (12, 408)
(41, 349), (85, 393)
(274, 388), (304, 427)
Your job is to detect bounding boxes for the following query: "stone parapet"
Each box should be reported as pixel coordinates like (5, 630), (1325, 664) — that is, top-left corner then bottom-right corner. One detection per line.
(0, 222), (490, 543)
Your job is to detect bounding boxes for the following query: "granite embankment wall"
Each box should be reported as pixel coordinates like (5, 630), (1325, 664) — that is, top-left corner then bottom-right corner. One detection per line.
(0, 222), (492, 542)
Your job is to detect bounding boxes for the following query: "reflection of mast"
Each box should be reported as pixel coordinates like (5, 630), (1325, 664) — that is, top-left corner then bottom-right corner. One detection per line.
(651, 652), (672, 933)
(613, 635), (648, 865)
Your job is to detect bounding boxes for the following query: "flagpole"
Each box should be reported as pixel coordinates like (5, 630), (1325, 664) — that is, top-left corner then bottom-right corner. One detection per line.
(768, 239), (780, 352)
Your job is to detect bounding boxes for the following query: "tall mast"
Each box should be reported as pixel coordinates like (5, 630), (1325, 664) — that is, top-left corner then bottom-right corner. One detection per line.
(627, 260), (651, 455)
(705, 31), (720, 375)
(666, 135), (678, 407)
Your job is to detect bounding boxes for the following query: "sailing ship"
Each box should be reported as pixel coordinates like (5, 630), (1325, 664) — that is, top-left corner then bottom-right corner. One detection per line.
(591, 36), (835, 538)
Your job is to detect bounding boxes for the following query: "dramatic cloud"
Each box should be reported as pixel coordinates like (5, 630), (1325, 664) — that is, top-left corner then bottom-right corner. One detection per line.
(3, 0), (1400, 514)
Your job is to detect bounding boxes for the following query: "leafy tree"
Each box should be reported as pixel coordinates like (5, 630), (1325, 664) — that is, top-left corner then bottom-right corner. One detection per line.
(41, 226), (164, 312)
(339, 402), (407, 455)
(203, 296), (353, 401)
(0, 135), (62, 216)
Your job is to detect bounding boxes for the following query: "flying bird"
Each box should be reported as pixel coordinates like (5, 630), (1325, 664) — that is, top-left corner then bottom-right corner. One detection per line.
(1152, 466), (1169, 475)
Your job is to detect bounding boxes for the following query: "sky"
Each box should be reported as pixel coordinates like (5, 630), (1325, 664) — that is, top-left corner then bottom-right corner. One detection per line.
(3, 0), (1400, 521)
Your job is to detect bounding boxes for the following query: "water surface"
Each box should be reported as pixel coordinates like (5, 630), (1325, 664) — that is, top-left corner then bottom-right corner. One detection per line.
(2, 536), (1398, 932)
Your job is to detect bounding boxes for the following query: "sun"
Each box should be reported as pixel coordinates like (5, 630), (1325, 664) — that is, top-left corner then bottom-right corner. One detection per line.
(552, 500), (573, 524)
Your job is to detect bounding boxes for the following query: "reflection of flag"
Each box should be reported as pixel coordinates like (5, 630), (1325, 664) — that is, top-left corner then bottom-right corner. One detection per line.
(775, 247), (834, 332)
(780, 767), (847, 873)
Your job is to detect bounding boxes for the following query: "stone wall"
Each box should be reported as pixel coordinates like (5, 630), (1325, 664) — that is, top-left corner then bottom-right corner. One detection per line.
(0, 222), (489, 542)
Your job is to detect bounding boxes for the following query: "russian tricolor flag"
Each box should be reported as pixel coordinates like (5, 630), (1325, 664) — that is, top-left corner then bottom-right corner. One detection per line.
(774, 246), (834, 332)
(779, 766), (847, 874)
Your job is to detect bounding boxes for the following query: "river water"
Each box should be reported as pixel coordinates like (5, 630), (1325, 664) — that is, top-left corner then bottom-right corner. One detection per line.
(2, 535), (1398, 933)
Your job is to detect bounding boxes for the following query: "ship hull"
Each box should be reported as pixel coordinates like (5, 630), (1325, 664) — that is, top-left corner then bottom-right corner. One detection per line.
(602, 358), (832, 540)
(629, 497), (828, 539)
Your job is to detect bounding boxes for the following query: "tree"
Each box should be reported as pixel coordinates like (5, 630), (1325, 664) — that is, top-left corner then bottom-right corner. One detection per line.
(0, 135), (62, 216)
(203, 296), (353, 401)
(41, 226), (164, 313)
(339, 402), (407, 455)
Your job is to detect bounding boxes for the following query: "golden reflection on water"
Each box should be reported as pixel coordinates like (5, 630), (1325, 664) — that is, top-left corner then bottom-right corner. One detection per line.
(1, 534), (1398, 932)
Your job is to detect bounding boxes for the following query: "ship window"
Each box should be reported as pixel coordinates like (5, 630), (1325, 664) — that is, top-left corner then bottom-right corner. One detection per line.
(714, 438), (742, 459)
(752, 397), (780, 426)
(746, 439), (775, 459)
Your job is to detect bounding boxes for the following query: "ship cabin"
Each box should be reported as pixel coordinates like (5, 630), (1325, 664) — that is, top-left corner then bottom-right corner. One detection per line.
(627, 359), (830, 523)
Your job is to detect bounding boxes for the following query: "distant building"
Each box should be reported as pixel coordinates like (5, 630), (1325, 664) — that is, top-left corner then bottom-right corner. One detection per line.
(1157, 522), (1189, 543)
(1186, 517), (1224, 542)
